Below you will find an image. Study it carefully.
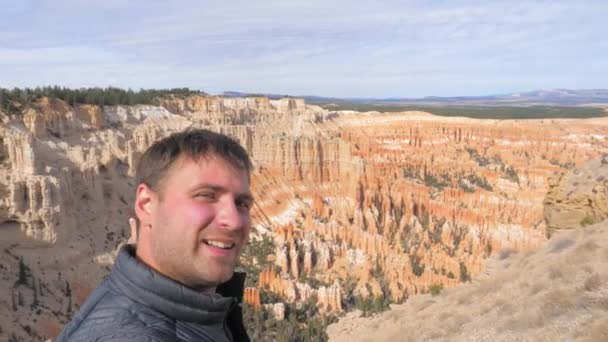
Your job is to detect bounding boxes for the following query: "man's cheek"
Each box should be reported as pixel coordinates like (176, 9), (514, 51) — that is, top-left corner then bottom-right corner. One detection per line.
(182, 204), (215, 227)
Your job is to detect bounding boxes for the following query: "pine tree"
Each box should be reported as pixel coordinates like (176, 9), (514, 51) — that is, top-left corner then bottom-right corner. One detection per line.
(12, 291), (17, 311)
(32, 276), (38, 307)
(65, 280), (72, 314)
(17, 257), (27, 285)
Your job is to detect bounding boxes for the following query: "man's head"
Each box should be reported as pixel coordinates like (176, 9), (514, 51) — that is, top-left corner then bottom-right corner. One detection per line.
(133, 129), (254, 291)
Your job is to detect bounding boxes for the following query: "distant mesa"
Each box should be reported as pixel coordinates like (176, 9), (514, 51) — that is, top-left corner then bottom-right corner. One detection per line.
(222, 88), (608, 106)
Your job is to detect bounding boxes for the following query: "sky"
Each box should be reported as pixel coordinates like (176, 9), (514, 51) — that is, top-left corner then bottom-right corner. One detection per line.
(0, 0), (606, 98)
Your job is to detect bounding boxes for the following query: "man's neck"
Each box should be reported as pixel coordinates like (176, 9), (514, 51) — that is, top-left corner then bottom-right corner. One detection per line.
(195, 285), (217, 294)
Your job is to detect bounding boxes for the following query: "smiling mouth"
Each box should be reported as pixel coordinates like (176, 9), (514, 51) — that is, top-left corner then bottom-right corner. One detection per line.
(202, 239), (236, 250)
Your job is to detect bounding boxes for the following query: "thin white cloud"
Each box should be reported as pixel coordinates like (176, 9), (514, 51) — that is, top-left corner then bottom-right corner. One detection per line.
(0, 0), (606, 96)
(0, 46), (134, 64)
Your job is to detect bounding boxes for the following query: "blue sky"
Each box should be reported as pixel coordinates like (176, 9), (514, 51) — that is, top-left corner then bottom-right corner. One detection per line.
(0, 0), (606, 97)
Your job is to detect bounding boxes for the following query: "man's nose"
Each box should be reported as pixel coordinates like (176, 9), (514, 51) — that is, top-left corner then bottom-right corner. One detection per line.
(217, 200), (244, 231)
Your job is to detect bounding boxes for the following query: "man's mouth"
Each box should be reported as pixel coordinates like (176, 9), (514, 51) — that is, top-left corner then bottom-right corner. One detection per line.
(202, 239), (236, 250)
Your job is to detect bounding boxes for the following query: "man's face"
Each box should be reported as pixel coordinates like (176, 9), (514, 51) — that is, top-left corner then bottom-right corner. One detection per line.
(146, 155), (253, 289)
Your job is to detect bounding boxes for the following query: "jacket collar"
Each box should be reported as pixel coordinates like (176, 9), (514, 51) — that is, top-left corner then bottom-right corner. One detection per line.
(108, 245), (245, 324)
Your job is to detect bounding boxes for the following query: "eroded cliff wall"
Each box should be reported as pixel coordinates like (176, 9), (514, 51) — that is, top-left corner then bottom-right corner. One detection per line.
(1, 97), (608, 340)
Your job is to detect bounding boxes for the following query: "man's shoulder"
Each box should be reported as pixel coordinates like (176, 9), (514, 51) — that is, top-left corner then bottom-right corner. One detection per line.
(67, 329), (179, 342)
(72, 331), (178, 342)
(57, 283), (177, 341)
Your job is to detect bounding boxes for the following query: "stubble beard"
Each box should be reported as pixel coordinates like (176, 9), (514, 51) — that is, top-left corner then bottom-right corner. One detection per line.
(151, 234), (197, 287)
(152, 231), (240, 290)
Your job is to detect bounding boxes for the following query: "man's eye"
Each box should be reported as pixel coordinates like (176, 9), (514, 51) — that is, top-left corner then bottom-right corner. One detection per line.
(196, 193), (215, 200)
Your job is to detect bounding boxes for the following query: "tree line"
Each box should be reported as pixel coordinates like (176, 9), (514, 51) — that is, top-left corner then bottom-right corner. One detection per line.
(0, 86), (206, 115)
(319, 102), (607, 119)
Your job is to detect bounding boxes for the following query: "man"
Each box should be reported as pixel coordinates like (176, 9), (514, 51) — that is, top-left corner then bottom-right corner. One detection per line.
(57, 129), (253, 341)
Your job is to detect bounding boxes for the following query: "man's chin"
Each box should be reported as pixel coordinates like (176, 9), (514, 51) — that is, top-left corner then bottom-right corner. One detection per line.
(197, 268), (234, 287)
(192, 253), (238, 286)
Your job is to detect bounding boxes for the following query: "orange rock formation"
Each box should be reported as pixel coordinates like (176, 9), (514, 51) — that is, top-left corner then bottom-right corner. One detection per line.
(2, 96), (608, 340)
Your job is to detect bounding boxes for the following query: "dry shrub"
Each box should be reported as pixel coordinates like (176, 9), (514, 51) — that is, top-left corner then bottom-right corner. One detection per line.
(442, 312), (470, 335)
(584, 317), (608, 342)
(548, 237), (575, 253)
(548, 266), (563, 280)
(597, 297), (608, 310)
(499, 302), (516, 316)
(589, 226), (604, 235)
(528, 282), (544, 296)
(478, 293), (508, 317)
(437, 311), (451, 321)
(414, 310), (432, 322)
(574, 293), (602, 312)
(583, 273), (602, 292)
(499, 308), (544, 332)
(422, 298), (438, 308)
(530, 330), (562, 342)
(524, 250), (536, 258)
(472, 275), (508, 299)
(426, 327), (448, 340)
(516, 257), (529, 268)
(576, 239), (600, 252)
(498, 248), (517, 260)
(386, 309), (401, 323)
(396, 334), (421, 342)
(493, 297), (507, 307)
(541, 288), (576, 319)
(429, 283), (444, 296)
(369, 320), (381, 331)
(413, 298), (437, 312)
(455, 290), (472, 305)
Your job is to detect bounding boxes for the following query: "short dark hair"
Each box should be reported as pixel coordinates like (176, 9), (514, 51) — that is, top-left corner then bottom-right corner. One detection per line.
(135, 128), (253, 194)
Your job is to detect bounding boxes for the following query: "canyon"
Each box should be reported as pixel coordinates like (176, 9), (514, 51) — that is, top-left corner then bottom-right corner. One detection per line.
(1, 94), (607, 340)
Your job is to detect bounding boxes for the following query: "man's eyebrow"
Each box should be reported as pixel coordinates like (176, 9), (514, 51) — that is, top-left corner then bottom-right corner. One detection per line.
(190, 184), (224, 192)
(189, 184), (254, 201)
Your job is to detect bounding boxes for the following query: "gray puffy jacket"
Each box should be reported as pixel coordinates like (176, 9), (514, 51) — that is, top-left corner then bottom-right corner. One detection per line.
(56, 245), (250, 342)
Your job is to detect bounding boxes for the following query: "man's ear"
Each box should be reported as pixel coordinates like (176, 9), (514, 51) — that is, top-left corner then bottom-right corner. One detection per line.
(134, 183), (157, 229)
